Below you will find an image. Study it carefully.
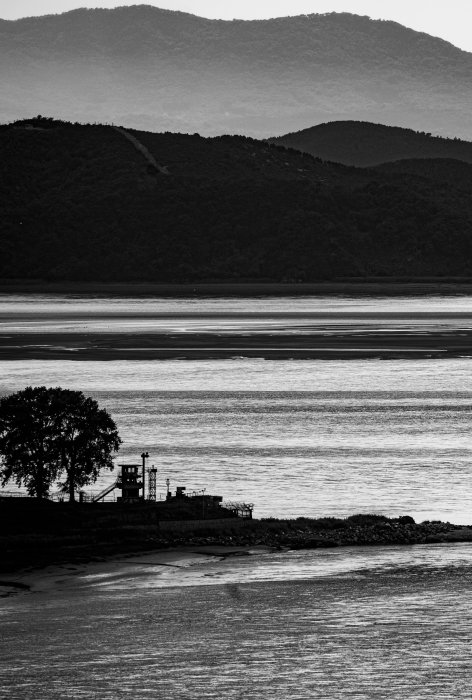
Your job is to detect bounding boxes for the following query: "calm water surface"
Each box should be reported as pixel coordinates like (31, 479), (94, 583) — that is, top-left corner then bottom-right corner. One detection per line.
(2, 295), (472, 698)
(2, 295), (472, 521)
(2, 293), (472, 334)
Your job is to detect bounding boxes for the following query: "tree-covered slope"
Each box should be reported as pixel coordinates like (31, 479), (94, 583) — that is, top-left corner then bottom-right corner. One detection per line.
(2, 118), (472, 282)
(1, 7), (472, 138)
(374, 158), (472, 191)
(270, 121), (472, 167)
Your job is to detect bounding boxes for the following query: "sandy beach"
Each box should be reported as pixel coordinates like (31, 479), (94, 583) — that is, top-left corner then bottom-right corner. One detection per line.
(0, 545), (270, 598)
(2, 528), (472, 599)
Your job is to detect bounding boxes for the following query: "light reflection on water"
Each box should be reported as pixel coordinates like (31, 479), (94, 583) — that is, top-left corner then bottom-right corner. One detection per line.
(2, 297), (472, 521)
(2, 359), (472, 522)
(2, 544), (472, 699)
(75, 542), (472, 590)
(2, 293), (472, 334)
(2, 295), (472, 697)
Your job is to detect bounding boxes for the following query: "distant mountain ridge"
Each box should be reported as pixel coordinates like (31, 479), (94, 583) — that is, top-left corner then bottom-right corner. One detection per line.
(1, 6), (472, 137)
(270, 122), (472, 167)
(2, 118), (472, 283)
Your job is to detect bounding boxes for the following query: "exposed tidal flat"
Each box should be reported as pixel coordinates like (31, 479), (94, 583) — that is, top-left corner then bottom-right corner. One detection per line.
(2, 502), (471, 575)
(3, 294), (472, 522)
(3, 540), (472, 699)
(4, 290), (472, 360)
(3, 293), (472, 698)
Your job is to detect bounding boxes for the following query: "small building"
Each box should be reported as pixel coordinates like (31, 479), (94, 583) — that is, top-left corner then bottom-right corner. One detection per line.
(116, 464), (142, 503)
(92, 461), (254, 519)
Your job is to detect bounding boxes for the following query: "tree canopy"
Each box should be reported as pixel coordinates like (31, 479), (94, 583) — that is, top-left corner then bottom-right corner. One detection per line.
(0, 386), (122, 500)
(2, 121), (472, 283)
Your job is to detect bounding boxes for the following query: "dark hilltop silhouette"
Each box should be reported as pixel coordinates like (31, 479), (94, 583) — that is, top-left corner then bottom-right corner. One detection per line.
(1, 6), (472, 138)
(2, 117), (472, 283)
(270, 121), (472, 167)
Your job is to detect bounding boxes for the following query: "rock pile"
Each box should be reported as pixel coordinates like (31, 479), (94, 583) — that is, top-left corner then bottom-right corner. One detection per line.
(154, 517), (472, 551)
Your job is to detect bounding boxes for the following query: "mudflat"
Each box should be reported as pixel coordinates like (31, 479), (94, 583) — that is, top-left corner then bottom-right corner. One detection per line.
(1, 328), (472, 360)
(5, 544), (472, 700)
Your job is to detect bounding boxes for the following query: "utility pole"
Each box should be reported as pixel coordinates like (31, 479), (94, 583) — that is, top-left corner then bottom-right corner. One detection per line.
(141, 451), (149, 500)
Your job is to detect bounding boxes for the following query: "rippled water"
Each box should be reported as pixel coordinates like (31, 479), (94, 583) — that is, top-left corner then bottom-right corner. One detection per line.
(2, 293), (472, 334)
(3, 359), (472, 520)
(3, 295), (472, 698)
(3, 544), (472, 699)
(2, 295), (472, 522)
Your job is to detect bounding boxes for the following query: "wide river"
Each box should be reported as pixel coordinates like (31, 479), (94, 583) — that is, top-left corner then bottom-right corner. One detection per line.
(3, 543), (472, 699)
(2, 293), (472, 699)
(1, 294), (472, 522)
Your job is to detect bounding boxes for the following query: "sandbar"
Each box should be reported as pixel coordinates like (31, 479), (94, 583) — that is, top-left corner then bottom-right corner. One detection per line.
(0, 329), (471, 360)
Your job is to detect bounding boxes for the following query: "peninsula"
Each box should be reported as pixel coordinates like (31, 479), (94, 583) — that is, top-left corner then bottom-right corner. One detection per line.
(1, 495), (471, 578)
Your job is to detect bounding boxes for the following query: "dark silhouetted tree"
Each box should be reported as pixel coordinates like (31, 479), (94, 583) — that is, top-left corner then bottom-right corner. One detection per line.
(54, 389), (122, 501)
(0, 386), (121, 500)
(0, 387), (62, 499)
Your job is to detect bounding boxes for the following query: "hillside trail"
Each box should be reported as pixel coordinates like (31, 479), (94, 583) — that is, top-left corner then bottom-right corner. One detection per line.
(113, 126), (169, 175)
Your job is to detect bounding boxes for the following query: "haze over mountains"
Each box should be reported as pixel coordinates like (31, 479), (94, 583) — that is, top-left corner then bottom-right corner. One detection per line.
(3, 7), (472, 284)
(1, 5), (472, 138)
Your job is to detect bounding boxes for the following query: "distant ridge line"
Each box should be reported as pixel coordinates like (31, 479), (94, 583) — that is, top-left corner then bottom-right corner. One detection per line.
(2, 8), (472, 138)
(269, 121), (472, 167)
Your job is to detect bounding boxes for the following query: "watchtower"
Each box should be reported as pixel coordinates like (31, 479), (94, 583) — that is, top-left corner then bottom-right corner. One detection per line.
(117, 464), (142, 503)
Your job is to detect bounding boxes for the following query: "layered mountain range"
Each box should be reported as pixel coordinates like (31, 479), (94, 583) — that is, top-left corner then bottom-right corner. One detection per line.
(271, 121), (472, 167)
(1, 6), (472, 138)
(2, 118), (472, 283)
(3, 8), (472, 283)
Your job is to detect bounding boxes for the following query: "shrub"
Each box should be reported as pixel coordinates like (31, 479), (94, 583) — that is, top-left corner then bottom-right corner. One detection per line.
(346, 514), (390, 527)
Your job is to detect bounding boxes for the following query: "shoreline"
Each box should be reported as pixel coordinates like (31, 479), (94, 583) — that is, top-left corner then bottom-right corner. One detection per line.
(2, 515), (472, 585)
(3, 280), (472, 297)
(3, 530), (472, 597)
(0, 545), (265, 597)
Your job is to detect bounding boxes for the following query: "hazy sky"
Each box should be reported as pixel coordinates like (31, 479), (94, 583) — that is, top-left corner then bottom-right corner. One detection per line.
(2, 1), (472, 52)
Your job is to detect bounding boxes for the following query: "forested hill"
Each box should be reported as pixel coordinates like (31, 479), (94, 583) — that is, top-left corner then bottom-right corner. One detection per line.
(270, 122), (472, 167)
(2, 118), (472, 283)
(374, 159), (472, 191)
(2, 6), (472, 138)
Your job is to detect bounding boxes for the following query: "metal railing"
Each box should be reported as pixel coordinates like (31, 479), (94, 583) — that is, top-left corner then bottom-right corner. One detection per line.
(222, 502), (254, 518)
(91, 477), (120, 502)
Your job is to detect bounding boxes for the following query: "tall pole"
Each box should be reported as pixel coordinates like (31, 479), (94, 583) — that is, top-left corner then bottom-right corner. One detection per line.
(141, 451), (149, 500)
(148, 467), (157, 501)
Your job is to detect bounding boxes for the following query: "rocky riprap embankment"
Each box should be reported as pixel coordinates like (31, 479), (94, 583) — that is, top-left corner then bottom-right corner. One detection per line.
(153, 518), (472, 551)
(280, 521), (470, 550)
(4, 515), (471, 574)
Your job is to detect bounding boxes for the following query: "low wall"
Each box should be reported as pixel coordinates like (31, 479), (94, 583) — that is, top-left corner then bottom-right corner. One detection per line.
(158, 517), (253, 533)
